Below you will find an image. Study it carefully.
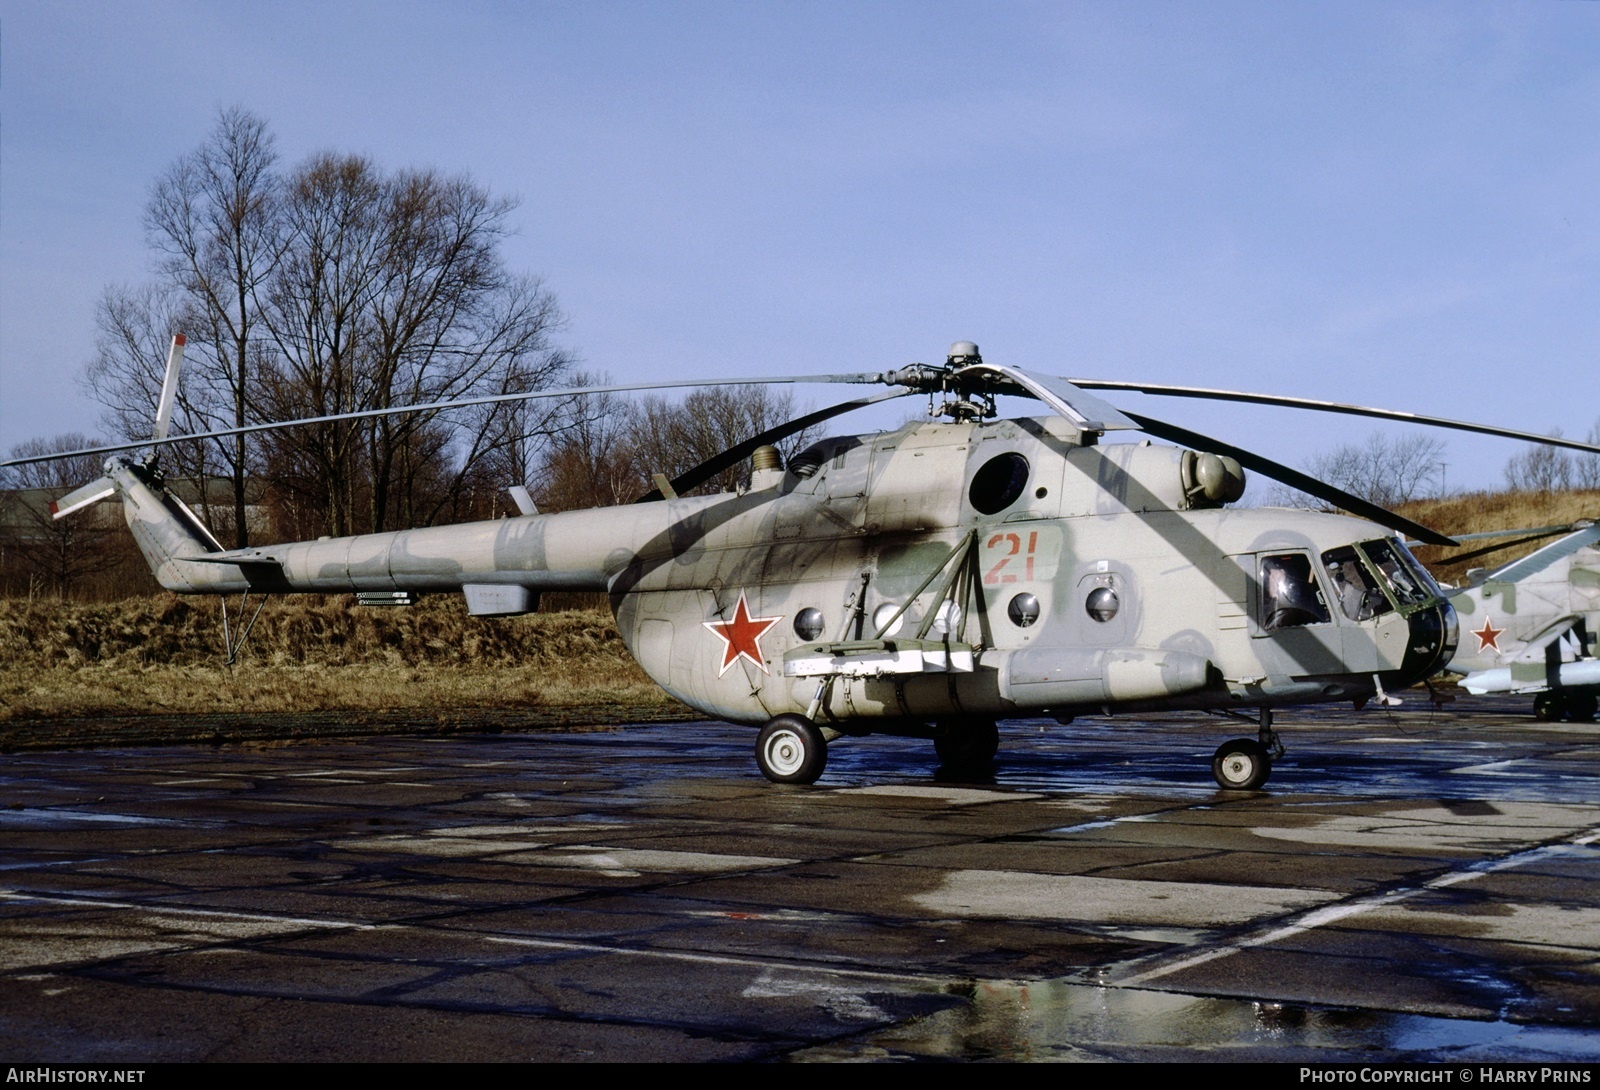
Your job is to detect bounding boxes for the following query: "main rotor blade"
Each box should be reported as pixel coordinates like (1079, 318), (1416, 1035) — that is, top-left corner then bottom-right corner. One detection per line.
(1071, 380), (1600, 456)
(1409, 521), (1596, 549)
(0, 371), (899, 469)
(1483, 520), (1600, 584)
(1126, 411), (1459, 547)
(1416, 530), (1575, 568)
(634, 388), (916, 503)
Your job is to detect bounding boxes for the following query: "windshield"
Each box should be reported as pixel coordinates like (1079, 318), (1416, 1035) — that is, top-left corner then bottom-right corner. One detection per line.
(1322, 545), (1389, 621)
(1321, 539), (1440, 621)
(1362, 539), (1434, 608)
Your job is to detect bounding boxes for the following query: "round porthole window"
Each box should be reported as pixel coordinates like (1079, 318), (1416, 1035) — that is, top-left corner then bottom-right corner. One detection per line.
(872, 602), (905, 637)
(1007, 592), (1040, 628)
(793, 608), (824, 642)
(929, 601), (962, 636)
(968, 453), (1030, 515)
(1086, 587), (1120, 622)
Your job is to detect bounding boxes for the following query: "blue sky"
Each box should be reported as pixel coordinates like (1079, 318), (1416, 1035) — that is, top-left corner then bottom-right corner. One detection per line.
(3, 1), (1598, 495)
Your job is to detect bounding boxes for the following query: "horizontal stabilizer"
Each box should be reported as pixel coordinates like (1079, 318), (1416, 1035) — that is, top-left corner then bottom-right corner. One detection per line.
(180, 553), (283, 569)
(50, 477), (116, 520)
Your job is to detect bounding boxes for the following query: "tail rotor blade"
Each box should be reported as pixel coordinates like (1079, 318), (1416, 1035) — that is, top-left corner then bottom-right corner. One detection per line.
(51, 477), (117, 520)
(152, 334), (187, 443)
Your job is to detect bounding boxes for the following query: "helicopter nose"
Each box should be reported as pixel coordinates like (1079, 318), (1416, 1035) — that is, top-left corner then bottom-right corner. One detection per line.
(1397, 598), (1459, 686)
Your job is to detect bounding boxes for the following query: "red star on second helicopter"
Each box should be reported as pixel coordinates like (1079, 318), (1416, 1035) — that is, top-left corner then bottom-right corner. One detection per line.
(1472, 618), (1504, 653)
(703, 592), (782, 676)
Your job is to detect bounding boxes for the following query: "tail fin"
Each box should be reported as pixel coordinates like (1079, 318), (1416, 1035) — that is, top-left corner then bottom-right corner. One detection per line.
(104, 456), (242, 593)
(42, 333), (242, 593)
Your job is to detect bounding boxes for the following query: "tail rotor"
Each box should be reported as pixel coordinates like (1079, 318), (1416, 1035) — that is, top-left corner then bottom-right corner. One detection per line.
(50, 333), (186, 521)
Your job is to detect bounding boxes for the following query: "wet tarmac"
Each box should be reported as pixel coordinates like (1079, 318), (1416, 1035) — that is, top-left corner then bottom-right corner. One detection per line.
(2, 696), (1598, 1062)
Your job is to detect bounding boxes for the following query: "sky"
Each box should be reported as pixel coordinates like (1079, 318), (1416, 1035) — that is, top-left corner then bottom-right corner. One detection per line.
(3, 0), (1599, 500)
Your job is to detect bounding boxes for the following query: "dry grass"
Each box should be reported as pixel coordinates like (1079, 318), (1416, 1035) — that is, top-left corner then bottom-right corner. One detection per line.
(1400, 489), (1600, 584)
(0, 596), (678, 722)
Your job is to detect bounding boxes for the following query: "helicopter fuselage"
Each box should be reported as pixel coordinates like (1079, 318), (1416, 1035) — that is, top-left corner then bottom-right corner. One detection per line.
(123, 414), (1459, 733)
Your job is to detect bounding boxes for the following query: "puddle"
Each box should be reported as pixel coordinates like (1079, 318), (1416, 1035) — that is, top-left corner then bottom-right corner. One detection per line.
(0, 808), (181, 828)
(797, 979), (1600, 1061)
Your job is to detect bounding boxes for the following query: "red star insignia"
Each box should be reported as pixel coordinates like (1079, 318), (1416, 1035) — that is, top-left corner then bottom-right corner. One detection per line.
(702, 592), (781, 676)
(1472, 618), (1503, 653)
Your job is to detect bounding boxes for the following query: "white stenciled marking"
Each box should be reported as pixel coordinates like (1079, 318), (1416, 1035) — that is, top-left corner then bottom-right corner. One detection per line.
(742, 968), (892, 1022)
(1114, 826), (1600, 987)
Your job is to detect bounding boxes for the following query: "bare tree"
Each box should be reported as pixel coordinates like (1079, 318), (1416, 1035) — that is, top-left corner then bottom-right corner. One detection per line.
(140, 107), (281, 547)
(364, 171), (571, 528)
(256, 152), (387, 537)
(1505, 429), (1573, 495)
(1573, 419), (1600, 491)
(1276, 431), (1447, 510)
(531, 374), (641, 512)
(259, 157), (572, 535)
(654, 385), (818, 494)
(81, 110), (574, 547)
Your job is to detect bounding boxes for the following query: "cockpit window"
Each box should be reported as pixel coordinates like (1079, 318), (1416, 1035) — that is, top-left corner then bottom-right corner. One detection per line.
(1259, 553), (1331, 630)
(1322, 545), (1390, 621)
(1362, 539), (1433, 608)
(1321, 539), (1441, 621)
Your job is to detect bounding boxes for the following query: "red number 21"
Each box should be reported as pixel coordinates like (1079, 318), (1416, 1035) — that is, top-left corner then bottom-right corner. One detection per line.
(984, 531), (1038, 584)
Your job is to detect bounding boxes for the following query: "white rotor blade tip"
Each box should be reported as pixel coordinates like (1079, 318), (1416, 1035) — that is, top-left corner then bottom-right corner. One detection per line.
(153, 333), (188, 442)
(51, 477), (116, 520)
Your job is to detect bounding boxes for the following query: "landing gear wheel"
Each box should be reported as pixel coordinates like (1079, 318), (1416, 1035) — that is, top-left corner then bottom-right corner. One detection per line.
(934, 719), (1000, 768)
(1533, 692), (1565, 722)
(1212, 738), (1272, 790)
(756, 715), (828, 784)
(1566, 691), (1598, 723)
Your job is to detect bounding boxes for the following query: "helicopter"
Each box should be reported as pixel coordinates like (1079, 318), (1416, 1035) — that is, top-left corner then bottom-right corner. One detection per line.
(1430, 520), (1600, 721)
(16, 339), (1600, 790)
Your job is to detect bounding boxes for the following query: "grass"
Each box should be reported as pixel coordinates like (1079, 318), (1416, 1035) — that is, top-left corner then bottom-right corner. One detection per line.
(1399, 488), (1600, 584)
(0, 595), (679, 723)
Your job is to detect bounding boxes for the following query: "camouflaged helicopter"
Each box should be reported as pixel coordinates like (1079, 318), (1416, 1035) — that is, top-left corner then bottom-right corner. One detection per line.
(1434, 521), (1600, 721)
(20, 339), (1600, 790)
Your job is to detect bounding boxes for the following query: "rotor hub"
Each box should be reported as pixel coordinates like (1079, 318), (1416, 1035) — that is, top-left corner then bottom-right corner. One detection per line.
(946, 341), (982, 367)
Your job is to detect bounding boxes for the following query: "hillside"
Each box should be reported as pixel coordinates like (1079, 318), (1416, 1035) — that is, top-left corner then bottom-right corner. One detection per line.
(1397, 489), (1600, 585)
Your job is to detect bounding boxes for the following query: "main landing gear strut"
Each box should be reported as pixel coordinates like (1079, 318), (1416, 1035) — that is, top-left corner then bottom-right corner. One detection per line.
(1211, 707), (1284, 791)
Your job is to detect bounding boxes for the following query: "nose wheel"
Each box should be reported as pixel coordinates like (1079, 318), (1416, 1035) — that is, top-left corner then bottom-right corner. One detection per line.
(756, 715), (828, 784)
(1212, 738), (1272, 790)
